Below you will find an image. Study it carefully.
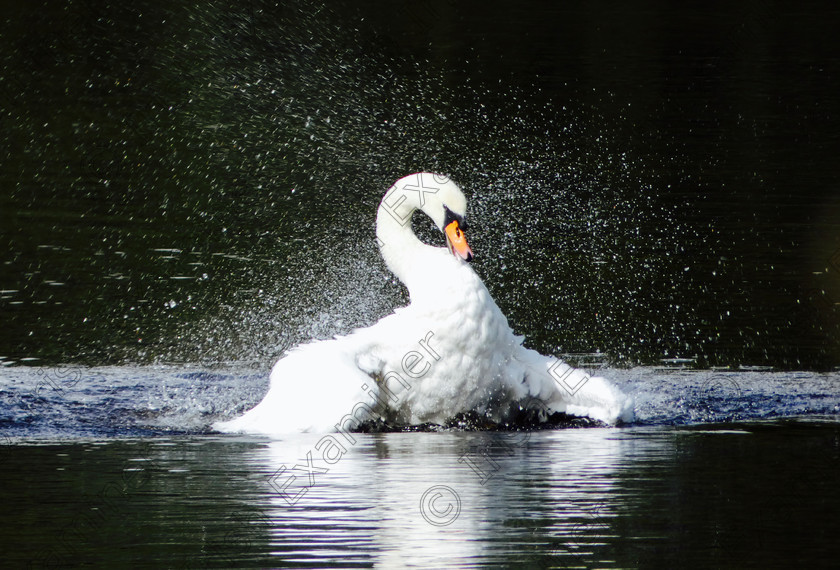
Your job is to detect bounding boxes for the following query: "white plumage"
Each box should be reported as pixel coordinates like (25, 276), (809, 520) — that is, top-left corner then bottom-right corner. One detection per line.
(215, 173), (633, 434)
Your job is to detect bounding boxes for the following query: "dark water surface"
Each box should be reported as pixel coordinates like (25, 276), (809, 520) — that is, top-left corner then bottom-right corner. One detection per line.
(2, 365), (839, 567)
(2, 0), (840, 368)
(3, 419), (840, 568)
(3, 1), (840, 568)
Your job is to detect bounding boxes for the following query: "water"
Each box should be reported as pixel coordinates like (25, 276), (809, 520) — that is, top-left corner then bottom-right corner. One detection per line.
(3, 0), (840, 567)
(2, 367), (839, 566)
(2, 392), (840, 567)
(2, 366), (839, 440)
(3, 0), (840, 368)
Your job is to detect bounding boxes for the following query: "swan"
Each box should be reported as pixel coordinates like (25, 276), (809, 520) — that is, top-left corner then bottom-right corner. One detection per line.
(215, 173), (633, 434)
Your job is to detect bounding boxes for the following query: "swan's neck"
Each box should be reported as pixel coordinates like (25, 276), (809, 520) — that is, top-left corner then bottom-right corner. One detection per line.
(376, 201), (438, 290)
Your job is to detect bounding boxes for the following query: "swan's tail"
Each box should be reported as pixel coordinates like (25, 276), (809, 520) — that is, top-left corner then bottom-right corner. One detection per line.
(516, 348), (635, 424)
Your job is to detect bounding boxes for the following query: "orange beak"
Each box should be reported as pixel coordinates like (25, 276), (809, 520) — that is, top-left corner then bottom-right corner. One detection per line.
(444, 220), (473, 262)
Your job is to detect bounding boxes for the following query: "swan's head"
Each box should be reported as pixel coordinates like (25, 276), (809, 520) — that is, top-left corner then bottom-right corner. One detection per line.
(380, 172), (474, 262)
(426, 176), (473, 263)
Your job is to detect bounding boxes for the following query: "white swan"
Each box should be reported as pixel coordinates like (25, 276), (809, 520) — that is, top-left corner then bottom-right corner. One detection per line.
(215, 173), (633, 434)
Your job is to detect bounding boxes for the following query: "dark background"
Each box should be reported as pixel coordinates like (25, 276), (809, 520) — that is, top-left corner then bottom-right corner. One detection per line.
(2, 0), (840, 369)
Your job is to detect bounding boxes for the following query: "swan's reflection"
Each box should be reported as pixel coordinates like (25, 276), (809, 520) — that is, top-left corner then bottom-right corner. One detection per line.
(249, 427), (642, 567)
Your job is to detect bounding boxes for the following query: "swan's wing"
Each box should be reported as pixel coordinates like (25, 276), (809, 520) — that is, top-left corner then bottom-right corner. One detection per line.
(213, 307), (442, 435)
(512, 346), (635, 424)
(214, 337), (382, 434)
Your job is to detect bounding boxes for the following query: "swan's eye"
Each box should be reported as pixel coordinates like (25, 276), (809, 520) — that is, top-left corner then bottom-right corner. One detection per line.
(443, 205), (468, 233)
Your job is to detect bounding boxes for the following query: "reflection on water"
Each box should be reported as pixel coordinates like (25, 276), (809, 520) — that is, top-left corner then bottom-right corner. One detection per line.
(2, 423), (838, 567)
(1, 366), (837, 565)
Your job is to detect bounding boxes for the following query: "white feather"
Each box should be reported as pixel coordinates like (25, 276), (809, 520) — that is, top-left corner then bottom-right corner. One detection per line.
(215, 173), (634, 434)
